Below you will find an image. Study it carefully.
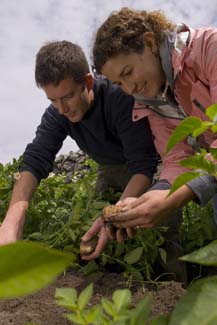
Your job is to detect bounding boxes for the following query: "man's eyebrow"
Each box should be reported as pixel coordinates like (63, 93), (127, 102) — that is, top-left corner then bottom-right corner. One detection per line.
(48, 91), (74, 101)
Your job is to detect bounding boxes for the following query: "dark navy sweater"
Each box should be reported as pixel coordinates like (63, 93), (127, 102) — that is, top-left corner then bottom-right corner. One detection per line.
(20, 77), (158, 182)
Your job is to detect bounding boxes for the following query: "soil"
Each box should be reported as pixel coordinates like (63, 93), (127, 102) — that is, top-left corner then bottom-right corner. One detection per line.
(0, 269), (185, 325)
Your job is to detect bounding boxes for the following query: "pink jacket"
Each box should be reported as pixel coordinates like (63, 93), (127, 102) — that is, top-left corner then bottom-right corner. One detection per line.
(133, 26), (217, 184)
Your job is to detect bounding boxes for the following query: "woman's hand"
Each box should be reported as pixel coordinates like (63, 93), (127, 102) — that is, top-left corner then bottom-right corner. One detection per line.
(106, 190), (173, 229)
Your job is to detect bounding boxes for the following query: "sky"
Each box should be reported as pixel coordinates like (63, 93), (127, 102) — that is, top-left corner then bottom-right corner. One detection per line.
(1, 0), (217, 164)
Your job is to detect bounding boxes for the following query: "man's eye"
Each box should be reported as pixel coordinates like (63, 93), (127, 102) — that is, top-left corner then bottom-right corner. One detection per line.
(65, 94), (74, 99)
(63, 94), (75, 101)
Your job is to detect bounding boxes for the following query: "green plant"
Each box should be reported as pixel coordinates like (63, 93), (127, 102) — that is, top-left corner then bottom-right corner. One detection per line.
(166, 103), (217, 193)
(55, 283), (168, 325)
(0, 241), (74, 298)
(168, 241), (217, 325)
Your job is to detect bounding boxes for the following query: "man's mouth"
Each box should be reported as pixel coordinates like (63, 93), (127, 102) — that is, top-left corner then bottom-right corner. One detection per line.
(65, 111), (76, 118)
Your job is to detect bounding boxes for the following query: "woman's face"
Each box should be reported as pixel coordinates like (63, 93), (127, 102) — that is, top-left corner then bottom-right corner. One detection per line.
(101, 43), (165, 98)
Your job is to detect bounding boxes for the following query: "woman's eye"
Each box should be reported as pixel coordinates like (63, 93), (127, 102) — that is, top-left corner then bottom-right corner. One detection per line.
(124, 68), (133, 76)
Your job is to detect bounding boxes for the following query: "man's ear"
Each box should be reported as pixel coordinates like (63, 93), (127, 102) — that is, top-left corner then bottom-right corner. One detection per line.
(143, 32), (158, 54)
(85, 73), (94, 92)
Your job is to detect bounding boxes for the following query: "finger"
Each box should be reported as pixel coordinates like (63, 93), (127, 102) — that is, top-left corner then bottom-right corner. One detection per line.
(81, 217), (104, 242)
(116, 197), (137, 207)
(106, 208), (141, 223)
(122, 194), (149, 211)
(126, 227), (135, 238)
(105, 223), (116, 240)
(116, 228), (127, 243)
(81, 227), (108, 260)
(113, 217), (153, 229)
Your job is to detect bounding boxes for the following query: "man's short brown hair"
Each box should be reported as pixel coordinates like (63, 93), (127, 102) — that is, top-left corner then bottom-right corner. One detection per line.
(35, 41), (90, 87)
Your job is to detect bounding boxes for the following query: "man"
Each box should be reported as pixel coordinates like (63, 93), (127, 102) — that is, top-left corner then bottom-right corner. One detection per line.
(0, 41), (157, 245)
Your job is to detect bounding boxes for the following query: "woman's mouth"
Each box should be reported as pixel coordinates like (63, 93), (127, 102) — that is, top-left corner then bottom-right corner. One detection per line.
(134, 83), (147, 95)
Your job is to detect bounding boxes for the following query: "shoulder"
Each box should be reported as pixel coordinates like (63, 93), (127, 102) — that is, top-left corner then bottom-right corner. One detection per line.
(94, 75), (134, 106)
(42, 105), (68, 126)
(189, 27), (217, 56)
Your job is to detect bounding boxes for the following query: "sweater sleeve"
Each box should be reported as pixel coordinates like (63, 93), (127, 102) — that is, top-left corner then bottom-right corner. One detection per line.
(108, 88), (158, 180)
(19, 106), (67, 181)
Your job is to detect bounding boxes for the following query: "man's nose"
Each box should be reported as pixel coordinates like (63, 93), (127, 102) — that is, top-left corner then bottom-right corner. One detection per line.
(57, 99), (69, 115)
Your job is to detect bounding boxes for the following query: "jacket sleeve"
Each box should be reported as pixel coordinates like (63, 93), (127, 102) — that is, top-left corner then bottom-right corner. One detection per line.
(204, 28), (217, 148)
(187, 28), (217, 204)
(19, 106), (67, 181)
(148, 111), (217, 204)
(108, 89), (158, 180)
(144, 111), (195, 183)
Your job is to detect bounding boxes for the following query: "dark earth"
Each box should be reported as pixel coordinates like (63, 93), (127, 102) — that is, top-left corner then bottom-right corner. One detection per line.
(0, 269), (185, 325)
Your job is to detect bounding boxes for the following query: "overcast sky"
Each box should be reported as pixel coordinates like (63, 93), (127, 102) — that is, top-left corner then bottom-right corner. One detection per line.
(1, 0), (217, 164)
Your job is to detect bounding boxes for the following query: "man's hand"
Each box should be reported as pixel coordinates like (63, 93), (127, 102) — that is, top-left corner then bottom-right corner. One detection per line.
(0, 218), (23, 245)
(80, 216), (136, 260)
(0, 171), (38, 246)
(81, 217), (109, 260)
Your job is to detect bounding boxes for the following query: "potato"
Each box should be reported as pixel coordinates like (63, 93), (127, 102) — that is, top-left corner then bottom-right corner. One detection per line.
(102, 205), (123, 222)
(80, 237), (98, 256)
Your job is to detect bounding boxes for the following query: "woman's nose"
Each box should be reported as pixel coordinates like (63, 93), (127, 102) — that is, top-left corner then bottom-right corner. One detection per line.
(121, 80), (134, 95)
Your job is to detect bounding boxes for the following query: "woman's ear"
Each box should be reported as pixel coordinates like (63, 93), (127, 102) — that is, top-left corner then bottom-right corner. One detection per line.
(143, 32), (158, 54)
(85, 73), (94, 92)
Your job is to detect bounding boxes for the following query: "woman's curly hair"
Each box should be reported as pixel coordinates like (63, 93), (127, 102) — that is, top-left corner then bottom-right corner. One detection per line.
(93, 7), (175, 73)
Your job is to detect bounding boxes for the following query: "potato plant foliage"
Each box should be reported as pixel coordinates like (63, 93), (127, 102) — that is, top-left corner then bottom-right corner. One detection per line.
(0, 104), (217, 324)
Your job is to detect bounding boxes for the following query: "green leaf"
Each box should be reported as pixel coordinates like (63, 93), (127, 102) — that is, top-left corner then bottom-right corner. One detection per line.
(166, 117), (202, 153)
(91, 201), (108, 210)
(159, 248), (167, 265)
(79, 260), (99, 275)
(86, 305), (104, 324)
(129, 296), (152, 325)
(170, 276), (217, 325)
(78, 283), (93, 310)
(169, 172), (201, 195)
(124, 247), (143, 264)
(205, 104), (217, 122)
(180, 240), (217, 266)
(211, 124), (217, 133)
(101, 298), (116, 317)
(150, 315), (169, 325)
(55, 288), (77, 310)
(192, 123), (210, 138)
(28, 232), (44, 241)
(180, 155), (216, 174)
(0, 241), (73, 298)
(112, 289), (131, 312)
(66, 312), (86, 324)
(114, 242), (125, 257)
(210, 148), (217, 160)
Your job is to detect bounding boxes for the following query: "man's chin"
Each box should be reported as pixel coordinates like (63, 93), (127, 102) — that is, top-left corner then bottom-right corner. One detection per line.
(68, 117), (82, 123)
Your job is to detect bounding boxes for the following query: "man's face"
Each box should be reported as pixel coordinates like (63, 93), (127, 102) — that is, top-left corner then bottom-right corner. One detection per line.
(43, 77), (91, 122)
(101, 44), (165, 99)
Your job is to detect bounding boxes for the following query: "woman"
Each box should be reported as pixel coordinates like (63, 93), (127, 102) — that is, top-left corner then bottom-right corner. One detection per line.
(82, 9), (217, 280)
(89, 7), (217, 231)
